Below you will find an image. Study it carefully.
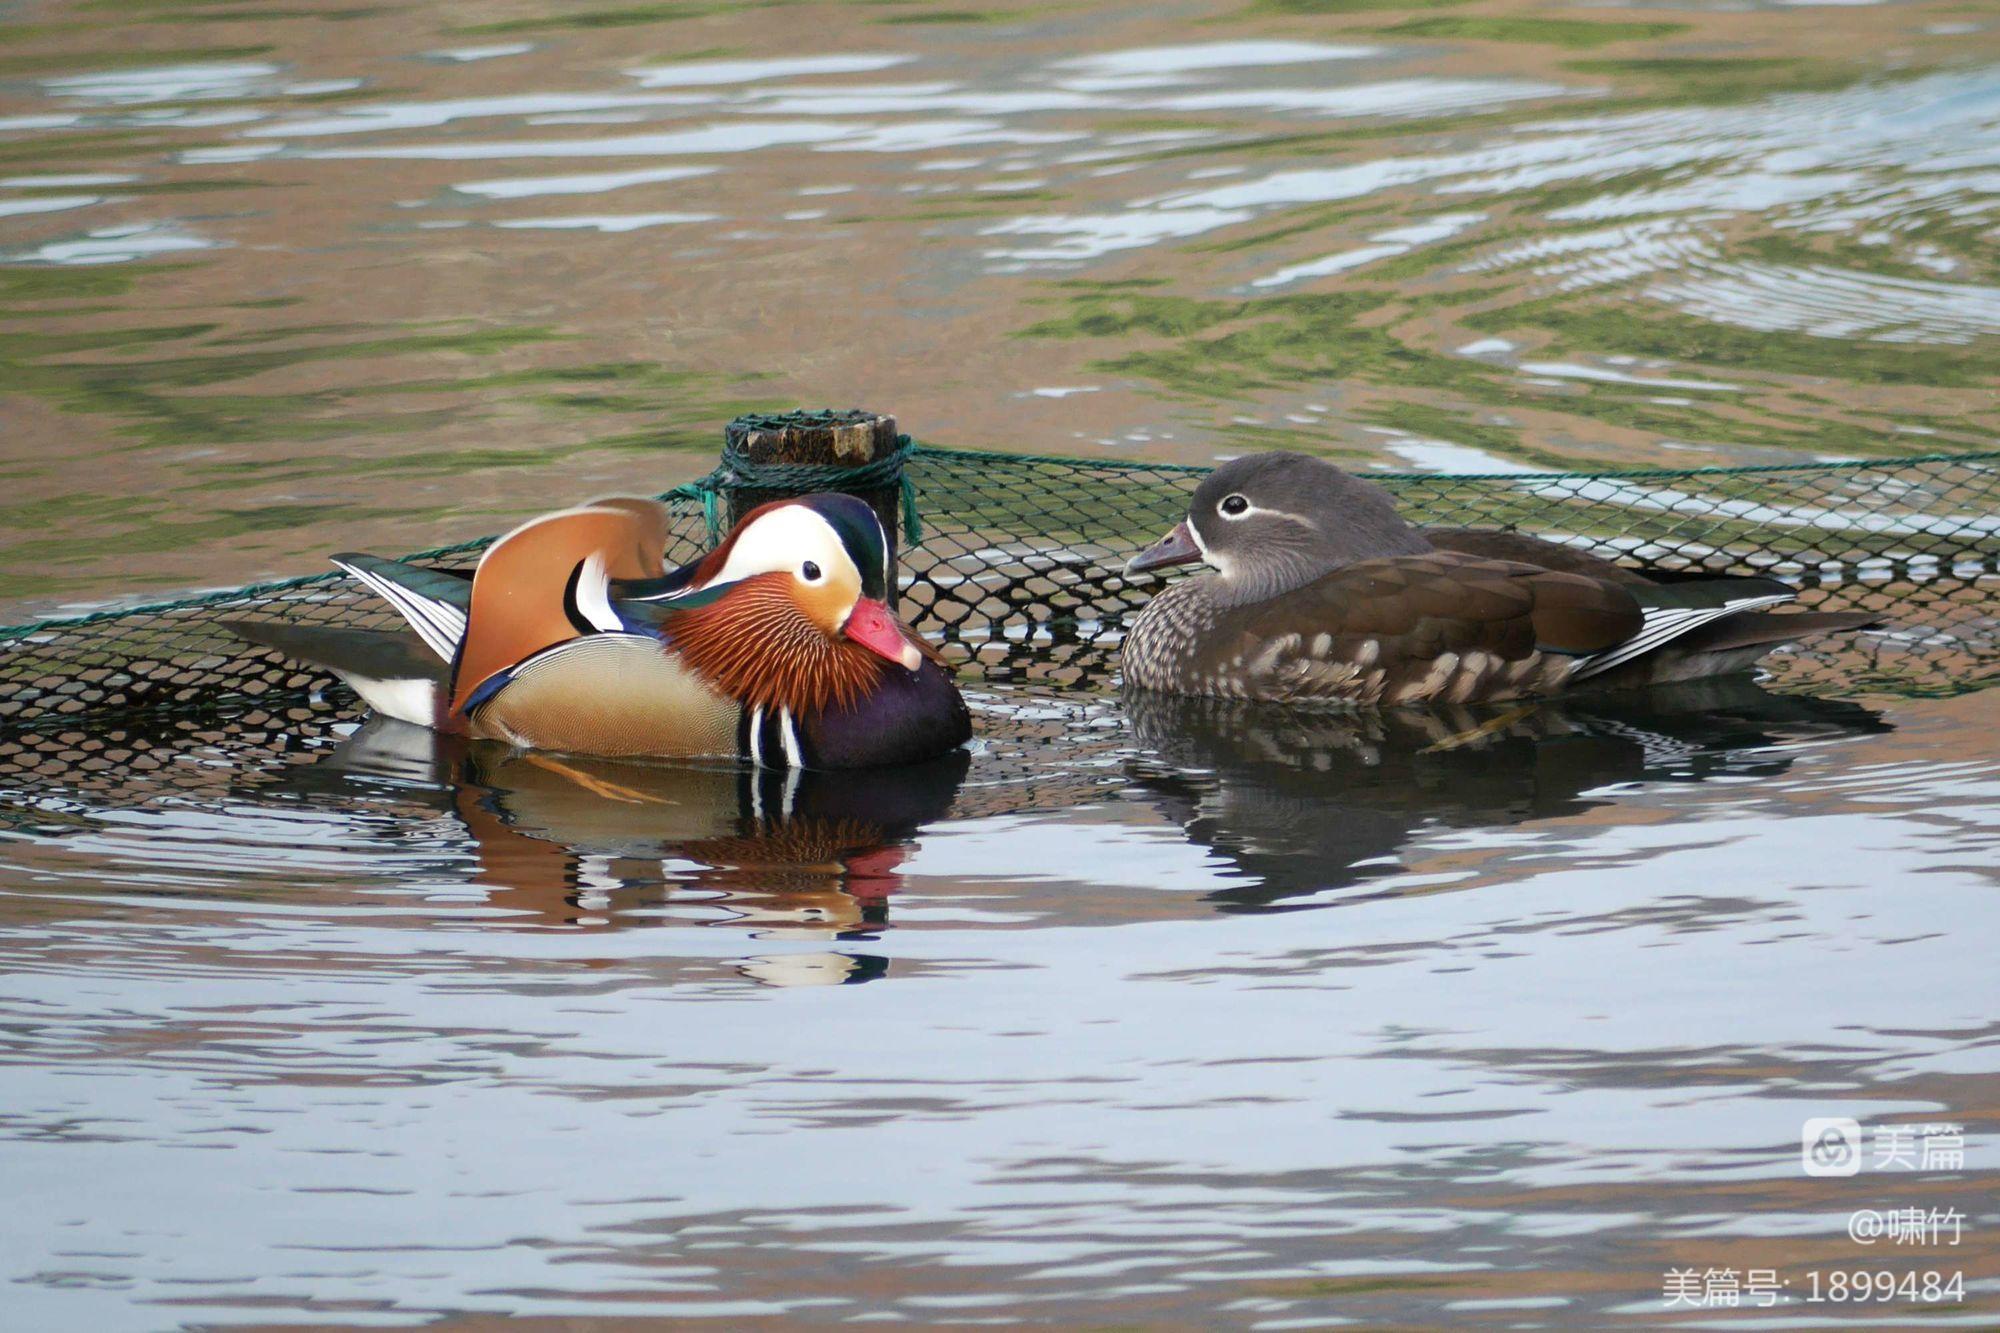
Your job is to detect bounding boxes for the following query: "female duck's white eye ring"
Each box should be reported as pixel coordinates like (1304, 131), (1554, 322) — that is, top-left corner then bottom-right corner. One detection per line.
(1219, 494), (1250, 518)
(801, 560), (823, 582)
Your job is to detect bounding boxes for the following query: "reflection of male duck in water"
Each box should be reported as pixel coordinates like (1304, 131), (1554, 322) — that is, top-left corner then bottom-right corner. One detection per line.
(1122, 678), (1888, 913)
(325, 718), (967, 972)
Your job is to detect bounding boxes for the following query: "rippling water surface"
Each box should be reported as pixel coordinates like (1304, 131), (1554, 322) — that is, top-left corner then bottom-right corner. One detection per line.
(0, 0), (1996, 610)
(3, 0), (1999, 1326)
(2, 675), (1997, 1326)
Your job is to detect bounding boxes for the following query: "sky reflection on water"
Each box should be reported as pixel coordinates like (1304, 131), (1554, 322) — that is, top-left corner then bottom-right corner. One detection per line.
(1, 677), (1996, 1326)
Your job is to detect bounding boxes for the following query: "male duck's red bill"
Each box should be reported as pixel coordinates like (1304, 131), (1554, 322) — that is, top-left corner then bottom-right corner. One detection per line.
(842, 597), (924, 672)
(229, 492), (969, 770)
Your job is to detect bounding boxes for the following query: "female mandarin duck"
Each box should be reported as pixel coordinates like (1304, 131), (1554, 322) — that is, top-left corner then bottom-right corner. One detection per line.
(1122, 452), (1877, 705)
(232, 493), (970, 768)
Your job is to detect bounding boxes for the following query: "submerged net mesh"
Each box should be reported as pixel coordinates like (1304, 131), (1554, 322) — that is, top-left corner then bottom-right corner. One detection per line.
(1, 436), (1996, 765)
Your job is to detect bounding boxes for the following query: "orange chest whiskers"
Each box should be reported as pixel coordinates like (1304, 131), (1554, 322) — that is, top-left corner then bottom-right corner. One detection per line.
(667, 577), (885, 716)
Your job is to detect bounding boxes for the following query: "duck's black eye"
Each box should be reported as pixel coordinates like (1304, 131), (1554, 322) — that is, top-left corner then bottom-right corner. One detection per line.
(1219, 494), (1250, 517)
(801, 560), (823, 581)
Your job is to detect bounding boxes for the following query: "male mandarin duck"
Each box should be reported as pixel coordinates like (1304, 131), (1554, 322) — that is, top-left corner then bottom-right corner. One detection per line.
(231, 493), (970, 768)
(1122, 452), (1878, 705)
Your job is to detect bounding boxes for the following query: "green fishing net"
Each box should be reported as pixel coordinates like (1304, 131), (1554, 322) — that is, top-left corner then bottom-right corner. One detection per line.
(2, 428), (1995, 766)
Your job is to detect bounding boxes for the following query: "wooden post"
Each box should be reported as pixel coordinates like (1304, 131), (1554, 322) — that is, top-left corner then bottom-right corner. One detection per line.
(723, 409), (906, 608)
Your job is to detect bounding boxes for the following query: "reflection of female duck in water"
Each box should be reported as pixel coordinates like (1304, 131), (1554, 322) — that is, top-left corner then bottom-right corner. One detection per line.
(326, 718), (967, 968)
(1121, 678), (1888, 913)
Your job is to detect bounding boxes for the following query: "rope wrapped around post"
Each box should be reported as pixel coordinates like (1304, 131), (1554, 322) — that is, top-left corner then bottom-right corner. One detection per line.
(697, 437), (922, 544)
(696, 410), (923, 608)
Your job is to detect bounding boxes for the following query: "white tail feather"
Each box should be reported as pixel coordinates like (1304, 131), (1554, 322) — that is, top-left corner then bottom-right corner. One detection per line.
(1570, 592), (1793, 681)
(332, 559), (468, 663)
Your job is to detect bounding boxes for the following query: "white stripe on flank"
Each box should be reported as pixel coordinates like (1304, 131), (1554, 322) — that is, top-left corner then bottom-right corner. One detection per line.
(779, 707), (804, 769)
(747, 705), (766, 768)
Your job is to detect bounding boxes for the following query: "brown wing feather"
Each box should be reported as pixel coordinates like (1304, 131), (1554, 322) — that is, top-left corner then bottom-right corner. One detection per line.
(1200, 553), (1642, 705)
(1671, 608), (1880, 654)
(451, 504), (664, 716)
(1522, 568), (1645, 653)
(1423, 527), (1651, 586)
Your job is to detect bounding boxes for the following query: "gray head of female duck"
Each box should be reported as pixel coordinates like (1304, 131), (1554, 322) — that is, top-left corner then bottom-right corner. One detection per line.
(1125, 452), (1433, 605)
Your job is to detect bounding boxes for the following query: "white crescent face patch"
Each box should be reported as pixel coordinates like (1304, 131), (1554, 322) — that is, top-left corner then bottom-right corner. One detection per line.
(711, 505), (856, 584)
(705, 505), (865, 617)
